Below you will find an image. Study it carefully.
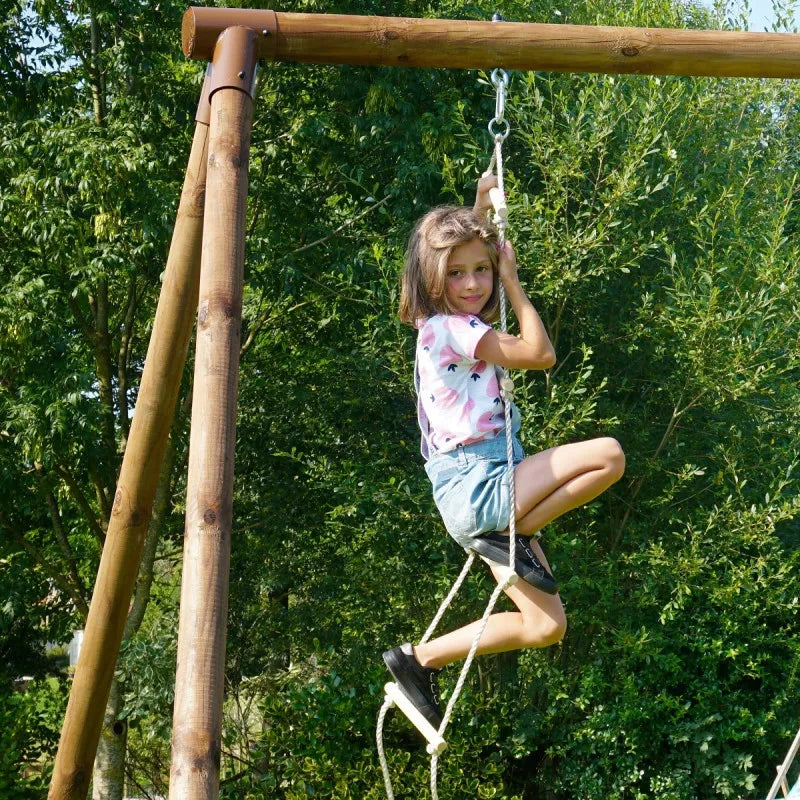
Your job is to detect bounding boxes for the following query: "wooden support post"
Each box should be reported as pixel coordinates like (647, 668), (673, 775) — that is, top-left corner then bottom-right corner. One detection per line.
(48, 86), (211, 800)
(182, 7), (800, 79)
(767, 726), (800, 800)
(168, 26), (258, 800)
(779, 765), (790, 797)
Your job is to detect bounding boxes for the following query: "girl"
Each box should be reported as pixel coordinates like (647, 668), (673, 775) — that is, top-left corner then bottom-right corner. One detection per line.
(382, 175), (626, 730)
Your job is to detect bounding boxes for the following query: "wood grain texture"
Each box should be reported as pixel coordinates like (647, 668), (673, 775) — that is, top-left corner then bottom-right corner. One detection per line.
(168, 86), (253, 800)
(183, 7), (800, 78)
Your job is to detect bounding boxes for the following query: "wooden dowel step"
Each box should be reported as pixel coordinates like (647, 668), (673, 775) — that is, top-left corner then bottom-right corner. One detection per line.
(778, 764), (790, 797)
(766, 726), (800, 800)
(476, 555), (518, 589)
(384, 683), (447, 756)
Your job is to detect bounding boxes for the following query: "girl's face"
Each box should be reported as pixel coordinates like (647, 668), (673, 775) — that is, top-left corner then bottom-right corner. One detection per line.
(444, 237), (494, 316)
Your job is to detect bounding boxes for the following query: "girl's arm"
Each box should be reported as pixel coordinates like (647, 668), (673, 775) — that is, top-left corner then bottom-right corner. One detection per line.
(475, 241), (556, 370)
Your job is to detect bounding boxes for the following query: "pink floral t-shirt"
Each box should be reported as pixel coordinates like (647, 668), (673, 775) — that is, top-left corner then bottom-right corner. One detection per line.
(415, 314), (515, 457)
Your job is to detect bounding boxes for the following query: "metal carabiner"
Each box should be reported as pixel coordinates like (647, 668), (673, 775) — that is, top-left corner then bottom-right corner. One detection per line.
(488, 68), (510, 141)
(491, 68), (509, 91)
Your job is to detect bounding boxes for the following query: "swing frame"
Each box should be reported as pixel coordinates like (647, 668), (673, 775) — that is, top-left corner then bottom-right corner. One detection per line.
(47, 9), (800, 800)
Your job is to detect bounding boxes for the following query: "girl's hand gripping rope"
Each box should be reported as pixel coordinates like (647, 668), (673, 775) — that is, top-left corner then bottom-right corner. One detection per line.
(496, 240), (518, 286)
(474, 172), (498, 216)
(474, 172), (507, 224)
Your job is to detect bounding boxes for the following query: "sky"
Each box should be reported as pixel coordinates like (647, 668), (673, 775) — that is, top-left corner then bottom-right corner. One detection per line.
(738, 0), (797, 30)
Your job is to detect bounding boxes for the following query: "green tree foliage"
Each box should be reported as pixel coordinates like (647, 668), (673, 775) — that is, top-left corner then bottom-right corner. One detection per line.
(2, 0), (799, 798)
(0, 0), (195, 794)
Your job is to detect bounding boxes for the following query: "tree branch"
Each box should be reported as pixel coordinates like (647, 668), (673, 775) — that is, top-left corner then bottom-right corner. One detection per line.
(2, 514), (89, 619)
(34, 463), (88, 603)
(290, 194), (391, 256)
(91, 276), (118, 478)
(117, 275), (138, 449)
(89, 11), (106, 125)
(66, 292), (94, 343)
(610, 397), (697, 552)
(89, 462), (112, 525)
(53, 462), (106, 548)
(240, 301), (311, 360)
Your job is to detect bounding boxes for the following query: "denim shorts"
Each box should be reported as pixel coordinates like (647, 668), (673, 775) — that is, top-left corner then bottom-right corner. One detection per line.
(424, 434), (524, 549)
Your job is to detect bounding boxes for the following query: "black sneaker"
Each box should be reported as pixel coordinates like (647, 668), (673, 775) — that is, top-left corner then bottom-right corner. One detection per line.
(382, 643), (443, 730)
(470, 531), (559, 595)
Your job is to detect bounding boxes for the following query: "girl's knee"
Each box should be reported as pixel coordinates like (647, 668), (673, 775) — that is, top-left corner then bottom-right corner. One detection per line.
(522, 608), (567, 648)
(538, 612), (567, 647)
(599, 437), (625, 481)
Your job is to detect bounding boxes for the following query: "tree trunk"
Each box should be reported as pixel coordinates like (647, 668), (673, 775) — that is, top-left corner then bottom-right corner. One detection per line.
(89, 434), (181, 799)
(92, 677), (127, 800)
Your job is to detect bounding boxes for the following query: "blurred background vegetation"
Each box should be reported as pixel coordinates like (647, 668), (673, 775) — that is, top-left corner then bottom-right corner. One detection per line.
(1, 0), (799, 797)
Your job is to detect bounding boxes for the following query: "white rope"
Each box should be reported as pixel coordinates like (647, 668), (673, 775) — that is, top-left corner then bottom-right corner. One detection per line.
(427, 68), (515, 800)
(420, 552), (476, 645)
(492, 129), (518, 579)
(438, 578), (507, 732)
(378, 67), (515, 800)
(376, 696), (395, 800)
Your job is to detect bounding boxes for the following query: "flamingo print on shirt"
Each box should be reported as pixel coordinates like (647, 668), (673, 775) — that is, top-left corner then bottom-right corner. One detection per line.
(485, 370), (502, 406)
(436, 386), (460, 409)
(415, 314), (518, 455)
(420, 324), (435, 351)
(439, 344), (461, 371)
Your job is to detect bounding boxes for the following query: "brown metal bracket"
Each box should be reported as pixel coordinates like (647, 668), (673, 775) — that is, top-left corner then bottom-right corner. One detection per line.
(183, 8), (277, 62)
(206, 26), (260, 105)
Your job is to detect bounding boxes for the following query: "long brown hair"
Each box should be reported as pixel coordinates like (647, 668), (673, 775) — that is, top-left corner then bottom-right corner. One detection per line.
(398, 206), (500, 326)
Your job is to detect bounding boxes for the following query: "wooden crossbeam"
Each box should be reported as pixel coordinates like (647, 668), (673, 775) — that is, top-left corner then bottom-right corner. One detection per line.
(182, 7), (800, 79)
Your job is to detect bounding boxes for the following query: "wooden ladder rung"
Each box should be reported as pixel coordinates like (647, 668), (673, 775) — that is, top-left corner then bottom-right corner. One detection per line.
(383, 682), (447, 755)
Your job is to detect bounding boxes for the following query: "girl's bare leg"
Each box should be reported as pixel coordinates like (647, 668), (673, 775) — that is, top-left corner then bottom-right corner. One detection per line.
(414, 541), (566, 670)
(511, 437), (625, 536)
(414, 438), (623, 670)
